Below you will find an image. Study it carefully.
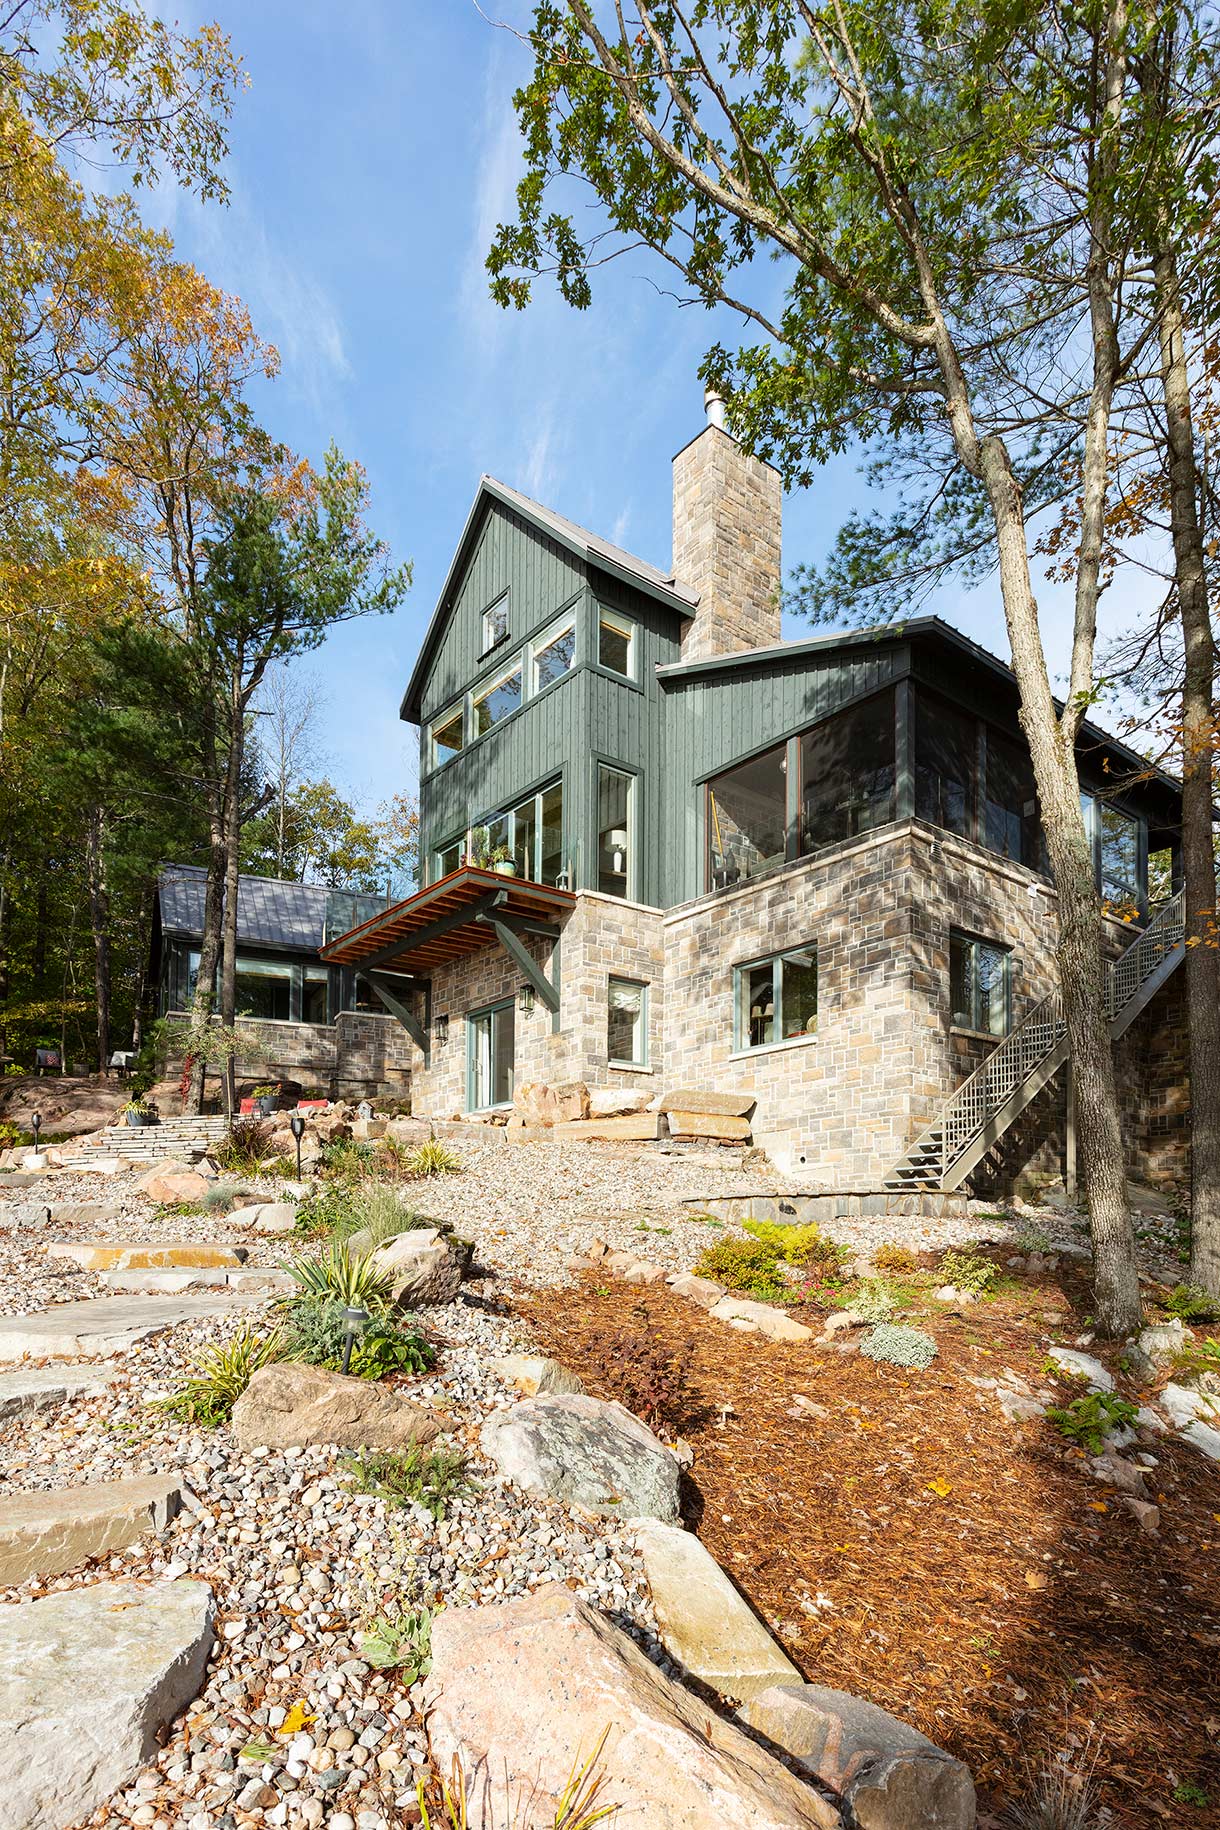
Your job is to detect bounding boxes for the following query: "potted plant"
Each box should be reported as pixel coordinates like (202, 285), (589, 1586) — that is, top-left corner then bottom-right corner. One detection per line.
(121, 1097), (158, 1128)
(252, 1082), (280, 1118)
(487, 844), (517, 877)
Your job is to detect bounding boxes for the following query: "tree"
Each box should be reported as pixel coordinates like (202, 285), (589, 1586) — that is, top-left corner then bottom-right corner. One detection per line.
(488, 0), (1162, 1332)
(252, 662), (323, 878)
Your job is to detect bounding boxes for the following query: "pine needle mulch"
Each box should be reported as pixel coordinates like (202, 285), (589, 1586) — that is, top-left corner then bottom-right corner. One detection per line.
(518, 1272), (1220, 1829)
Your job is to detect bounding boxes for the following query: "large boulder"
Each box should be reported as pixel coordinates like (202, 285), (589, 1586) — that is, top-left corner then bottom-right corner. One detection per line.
(587, 1088), (653, 1118)
(739, 1683), (975, 1830)
(231, 1362), (441, 1452)
(660, 1088), (757, 1118)
(513, 1082), (560, 1127)
(711, 1296), (815, 1343)
(136, 1161), (210, 1206)
(480, 1393), (681, 1522)
(1126, 1318), (1188, 1380)
(371, 1227), (463, 1306)
(424, 1586), (841, 1830)
(0, 1578), (213, 1830)
(634, 1519), (802, 1702)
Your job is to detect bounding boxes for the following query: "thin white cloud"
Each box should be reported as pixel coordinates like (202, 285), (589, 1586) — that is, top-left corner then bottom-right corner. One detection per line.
(461, 39), (524, 342)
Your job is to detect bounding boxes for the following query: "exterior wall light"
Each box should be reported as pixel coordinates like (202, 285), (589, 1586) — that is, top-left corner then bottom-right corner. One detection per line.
(518, 983), (535, 1016)
(289, 1109), (306, 1180)
(340, 1304), (369, 1375)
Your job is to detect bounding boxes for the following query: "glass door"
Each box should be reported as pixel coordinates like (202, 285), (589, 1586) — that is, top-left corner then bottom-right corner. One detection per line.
(468, 1000), (515, 1110)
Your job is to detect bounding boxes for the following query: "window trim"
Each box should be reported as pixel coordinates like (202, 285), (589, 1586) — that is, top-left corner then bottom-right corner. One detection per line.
(594, 758), (638, 901)
(466, 997), (515, 1113)
(471, 657), (524, 738)
(607, 975), (649, 1068)
(529, 613), (577, 695)
(948, 928), (1012, 1038)
(428, 701), (466, 772)
(596, 605), (638, 682)
(480, 590), (510, 657)
(732, 943), (819, 1054)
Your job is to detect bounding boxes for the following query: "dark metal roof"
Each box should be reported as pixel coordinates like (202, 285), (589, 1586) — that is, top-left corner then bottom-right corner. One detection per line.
(157, 865), (391, 953)
(400, 474), (698, 724)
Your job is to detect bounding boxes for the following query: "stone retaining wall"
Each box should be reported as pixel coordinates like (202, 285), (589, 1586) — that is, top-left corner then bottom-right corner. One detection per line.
(163, 1010), (412, 1103)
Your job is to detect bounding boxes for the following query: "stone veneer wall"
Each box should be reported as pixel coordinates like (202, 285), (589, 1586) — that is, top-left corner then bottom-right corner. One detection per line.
(165, 1009), (413, 1103)
(672, 424), (782, 660)
(408, 892), (665, 1120)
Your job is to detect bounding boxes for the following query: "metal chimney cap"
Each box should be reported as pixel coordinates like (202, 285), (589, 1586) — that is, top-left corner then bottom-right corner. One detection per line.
(703, 384), (726, 431)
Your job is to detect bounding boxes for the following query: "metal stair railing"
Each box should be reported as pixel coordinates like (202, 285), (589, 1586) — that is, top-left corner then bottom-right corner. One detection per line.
(897, 888), (1186, 1187)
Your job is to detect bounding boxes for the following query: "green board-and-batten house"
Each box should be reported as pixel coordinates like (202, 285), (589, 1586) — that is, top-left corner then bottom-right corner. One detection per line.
(324, 394), (1190, 1193)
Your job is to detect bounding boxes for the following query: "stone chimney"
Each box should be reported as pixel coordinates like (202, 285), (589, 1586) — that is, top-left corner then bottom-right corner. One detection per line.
(672, 386), (782, 661)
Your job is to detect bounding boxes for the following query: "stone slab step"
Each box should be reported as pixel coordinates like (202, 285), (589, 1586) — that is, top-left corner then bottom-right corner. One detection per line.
(0, 1363), (122, 1423)
(0, 1473), (184, 1586)
(0, 1577), (213, 1830)
(634, 1518), (802, 1704)
(97, 1267), (292, 1295)
(47, 1242), (248, 1272)
(0, 1293), (257, 1363)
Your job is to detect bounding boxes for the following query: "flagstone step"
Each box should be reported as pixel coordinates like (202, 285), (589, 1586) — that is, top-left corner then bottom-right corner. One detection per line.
(0, 1293), (258, 1363)
(0, 1473), (185, 1586)
(47, 1242), (248, 1272)
(97, 1267), (292, 1295)
(0, 1363), (122, 1423)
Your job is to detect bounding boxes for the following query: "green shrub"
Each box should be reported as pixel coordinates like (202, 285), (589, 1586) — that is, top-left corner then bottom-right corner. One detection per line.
(203, 1181), (260, 1212)
(939, 1244), (997, 1295)
(345, 1442), (469, 1519)
(1172, 1335), (1220, 1379)
(361, 1602), (435, 1677)
(860, 1323), (938, 1368)
(1163, 1282), (1220, 1323)
(212, 1119), (277, 1176)
(158, 1325), (285, 1426)
(1046, 1391), (1140, 1454)
(292, 1184), (355, 1237)
(320, 1136), (377, 1180)
(694, 1235), (787, 1301)
(0, 1118), (22, 1150)
(872, 1241), (918, 1274)
(278, 1241), (396, 1314)
(848, 1279), (898, 1324)
(743, 1218), (850, 1270)
(407, 1138), (463, 1176)
(284, 1300), (435, 1378)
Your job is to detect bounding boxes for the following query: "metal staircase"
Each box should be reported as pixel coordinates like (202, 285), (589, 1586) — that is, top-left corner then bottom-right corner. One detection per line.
(886, 889), (1187, 1193)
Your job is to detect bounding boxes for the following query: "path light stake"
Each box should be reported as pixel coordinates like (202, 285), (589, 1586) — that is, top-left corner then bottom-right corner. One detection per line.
(290, 1110), (306, 1181)
(30, 1111), (41, 1156)
(340, 1305), (369, 1376)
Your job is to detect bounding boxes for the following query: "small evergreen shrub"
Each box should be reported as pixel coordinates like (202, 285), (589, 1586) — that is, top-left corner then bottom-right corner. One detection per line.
(320, 1137), (376, 1180)
(1046, 1391), (1140, 1454)
(694, 1235), (787, 1301)
(407, 1138), (463, 1177)
(848, 1279), (898, 1324)
(939, 1244), (997, 1295)
(212, 1119), (277, 1175)
(1163, 1282), (1220, 1323)
(744, 1218), (850, 1270)
(278, 1241), (396, 1314)
(872, 1241), (918, 1274)
(284, 1300), (435, 1378)
(158, 1325), (285, 1426)
(860, 1323), (939, 1368)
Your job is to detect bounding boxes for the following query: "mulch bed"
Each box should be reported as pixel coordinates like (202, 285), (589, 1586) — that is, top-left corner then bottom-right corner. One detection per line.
(519, 1264), (1220, 1829)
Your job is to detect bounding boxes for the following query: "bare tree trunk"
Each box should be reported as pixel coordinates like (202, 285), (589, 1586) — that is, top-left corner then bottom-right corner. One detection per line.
(1154, 244), (1220, 1296)
(130, 881), (153, 1056)
(184, 822), (224, 1115)
(219, 666), (245, 1120)
(84, 807), (111, 1073)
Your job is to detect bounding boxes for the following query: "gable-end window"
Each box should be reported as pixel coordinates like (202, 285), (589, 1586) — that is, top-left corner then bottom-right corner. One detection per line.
(598, 608), (636, 679)
(531, 616), (576, 692)
(430, 706), (465, 769)
(734, 945), (818, 1052)
(482, 593), (509, 653)
(707, 743), (788, 888)
(608, 977), (648, 1066)
(597, 764), (634, 897)
(950, 931), (1011, 1036)
(472, 661), (522, 736)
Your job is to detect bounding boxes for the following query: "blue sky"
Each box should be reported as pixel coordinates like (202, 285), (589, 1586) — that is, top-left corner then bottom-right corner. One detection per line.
(153, 0), (1116, 815)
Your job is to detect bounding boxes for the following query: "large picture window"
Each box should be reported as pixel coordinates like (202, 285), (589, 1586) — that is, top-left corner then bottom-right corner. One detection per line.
(915, 691), (976, 839)
(734, 946), (818, 1052)
(800, 693), (896, 853)
(1082, 794), (1144, 909)
(707, 744), (787, 887)
(950, 931), (1010, 1037)
(234, 956), (293, 1022)
(597, 765), (634, 898)
(466, 780), (565, 885)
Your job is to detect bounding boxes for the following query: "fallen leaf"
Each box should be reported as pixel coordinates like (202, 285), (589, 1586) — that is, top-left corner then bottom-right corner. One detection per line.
(926, 1477), (953, 1498)
(279, 1701), (315, 1737)
(1025, 1570), (1050, 1590)
(1087, 1501), (1109, 1513)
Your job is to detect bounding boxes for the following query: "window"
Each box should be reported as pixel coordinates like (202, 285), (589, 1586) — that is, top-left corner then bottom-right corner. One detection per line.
(540, 782), (565, 886)
(735, 946), (818, 1051)
(915, 691), (976, 839)
(597, 764), (634, 897)
(598, 608), (636, 679)
(984, 731), (1040, 867)
(468, 780), (564, 883)
(302, 968), (329, 1026)
(482, 593), (509, 652)
(531, 616), (576, 692)
(472, 662), (522, 736)
(950, 931), (1010, 1037)
(234, 956), (292, 1022)
(434, 835), (464, 880)
(468, 1001), (514, 1110)
(430, 706), (464, 769)
(707, 743), (787, 888)
(608, 977), (647, 1066)
(1097, 802), (1142, 908)
(800, 692), (896, 853)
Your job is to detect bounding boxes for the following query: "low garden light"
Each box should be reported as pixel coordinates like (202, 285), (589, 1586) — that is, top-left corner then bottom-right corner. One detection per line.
(30, 1111), (41, 1155)
(340, 1304), (369, 1376)
(289, 1109), (306, 1180)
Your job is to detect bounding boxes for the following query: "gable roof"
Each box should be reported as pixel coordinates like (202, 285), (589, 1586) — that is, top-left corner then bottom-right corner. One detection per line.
(399, 474), (698, 724)
(157, 865), (390, 954)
